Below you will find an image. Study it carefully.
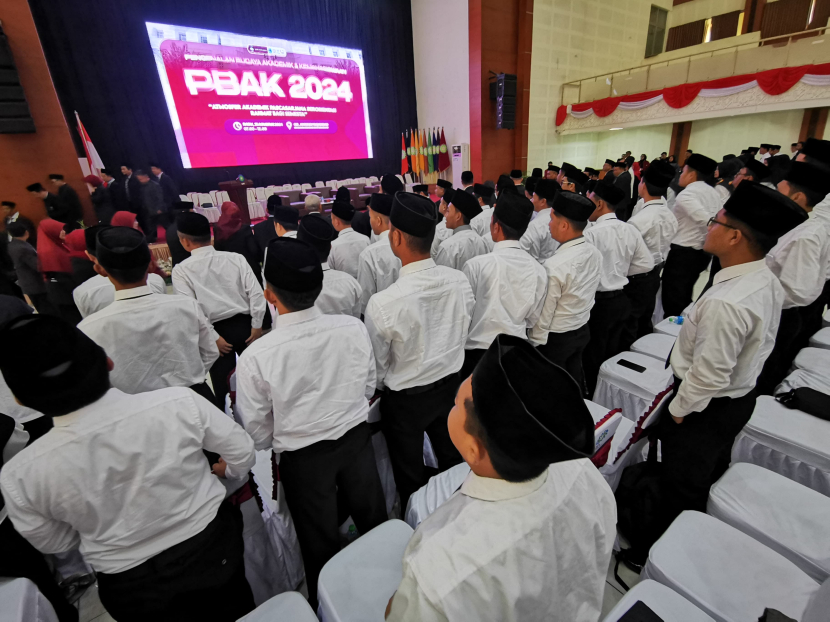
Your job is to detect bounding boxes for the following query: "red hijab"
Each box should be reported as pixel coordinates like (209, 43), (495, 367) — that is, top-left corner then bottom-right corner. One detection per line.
(37, 219), (72, 273)
(111, 211), (139, 230)
(64, 229), (88, 259)
(215, 202), (243, 242)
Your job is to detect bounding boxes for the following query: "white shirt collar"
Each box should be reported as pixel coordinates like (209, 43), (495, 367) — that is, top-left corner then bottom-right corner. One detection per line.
(399, 257), (435, 277)
(113, 285), (154, 301)
(555, 237), (585, 253)
(712, 259), (767, 285)
(494, 240), (522, 251)
(274, 306), (322, 328)
(452, 224), (472, 235)
(190, 245), (215, 256)
(339, 226), (355, 235)
(321, 262), (331, 271)
(596, 212), (618, 223)
(642, 198), (666, 207)
(461, 468), (548, 502)
(282, 231), (298, 239)
(377, 229), (390, 241)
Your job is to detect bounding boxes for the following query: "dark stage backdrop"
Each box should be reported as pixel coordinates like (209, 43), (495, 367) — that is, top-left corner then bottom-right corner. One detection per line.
(28, 0), (417, 192)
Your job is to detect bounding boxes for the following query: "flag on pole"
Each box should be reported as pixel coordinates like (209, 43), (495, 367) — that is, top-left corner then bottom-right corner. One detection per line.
(421, 129), (427, 176)
(412, 129), (420, 176)
(406, 129), (413, 173)
(438, 128), (450, 172)
(401, 132), (408, 176)
(427, 129), (434, 174)
(432, 128), (440, 173)
(75, 111), (104, 176)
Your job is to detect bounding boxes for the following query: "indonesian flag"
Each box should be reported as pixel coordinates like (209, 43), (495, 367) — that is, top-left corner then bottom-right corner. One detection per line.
(401, 132), (408, 176)
(438, 128), (450, 172)
(75, 111), (104, 176)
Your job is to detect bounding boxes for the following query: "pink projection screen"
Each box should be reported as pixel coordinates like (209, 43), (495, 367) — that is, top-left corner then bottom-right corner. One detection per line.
(146, 23), (373, 169)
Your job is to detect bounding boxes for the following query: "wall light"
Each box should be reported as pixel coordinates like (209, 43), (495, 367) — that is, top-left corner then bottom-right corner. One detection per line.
(609, 127), (624, 131)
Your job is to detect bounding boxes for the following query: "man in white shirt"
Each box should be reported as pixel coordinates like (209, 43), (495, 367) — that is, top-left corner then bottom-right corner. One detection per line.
(583, 182), (654, 392)
(624, 160), (678, 343)
(661, 153), (721, 317)
(235, 236), (386, 607)
(365, 193), (474, 509)
(462, 193), (546, 379)
(79, 227), (220, 400)
(385, 335), (616, 622)
(758, 143), (771, 163)
(356, 193), (401, 314)
(173, 212), (267, 408)
(520, 178), (561, 263)
(434, 189), (489, 271)
(469, 183), (496, 238)
(297, 215), (362, 317)
(328, 200), (371, 279)
(433, 179), (452, 212)
(616, 182), (806, 568)
(529, 192), (601, 391)
(0, 315), (257, 621)
(430, 189), (454, 258)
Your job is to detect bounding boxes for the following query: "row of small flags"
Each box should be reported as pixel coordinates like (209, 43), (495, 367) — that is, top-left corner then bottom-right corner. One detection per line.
(401, 128), (451, 178)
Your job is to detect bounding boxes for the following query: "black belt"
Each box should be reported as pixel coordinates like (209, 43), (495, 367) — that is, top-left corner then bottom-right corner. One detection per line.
(628, 263), (665, 281)
(395, 372), (459, 395)
(595, 289), (625, 300)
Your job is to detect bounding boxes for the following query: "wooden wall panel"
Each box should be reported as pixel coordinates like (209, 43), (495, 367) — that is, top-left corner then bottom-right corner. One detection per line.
(711, 11), (742, 42)
(760, 0), (811, 39)
(666, 19), (706, 52)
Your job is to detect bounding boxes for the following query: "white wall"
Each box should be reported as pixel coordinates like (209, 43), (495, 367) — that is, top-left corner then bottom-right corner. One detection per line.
(410, 0), (470, 149)
(551, 124), (674, 170)
(688, 110), (804, 159)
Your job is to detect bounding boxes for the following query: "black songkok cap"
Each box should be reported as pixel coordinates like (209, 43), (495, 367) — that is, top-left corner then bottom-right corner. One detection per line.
(298, 214), (337, 252)
(177, 212), (211, 237)
(552, 190), (595, 221)
(643, 160), (675, 189)
(381, 174), (404, 195)
(273, 204), (300, 227)
(685, 153), (717, 176)
(335, 187), (352, 203)
(549, 165), (561, 173)
(561, 162), (577, 172)
(494, 192), (534, 232)
(26, 183), (44, 192)
(173, 200), (194, 213)
(748, 146), (759, 153)
(442, 188), (456, 206)
(471, 334), (594, 466)
(612, 160), (626, 169)
(524, 177), (539, 195)
(724, 181), (807, 237)
(532, 168), (543, 178)
(760, 143), (772, 149)
(564, 168), (589, 187)
(784, 161), (830, 198)
(390, 192), (437, 237)
(800, 138), (830, 166)
(263, 237), (324, 292)
(473, 183), (495, 199)
(1, 201), (15, 208)
(84, 225), (109, 255)
(413, 184), (429, 194)
(266, 194), (283, 213)
(496, 175), (517, 195)
(331, 200), (355, 221)
(534, 178), (560, 203)
(48, 174), (64, 181)
(96, 226), (151, 271)
(605, 159), (616, 167)
(450, 188), (483, 220)
(591, 180), (626, 206)
(369, 192), (394, 216)
(510, 169), (523, 179)
(743, 157), (770, 181)
(0, 315), (109, 416)
(436, 179), (453, 190)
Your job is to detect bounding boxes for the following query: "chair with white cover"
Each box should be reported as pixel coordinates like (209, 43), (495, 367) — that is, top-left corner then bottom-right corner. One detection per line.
(301, 183), (312, 191)
(642, 511), (820, 622)
(585, 399), (623, 465)
(368, 176), (379, 184)
(368, 399), (397, 516)
(0, 578), (58, 622)
(263, 187), (277, 198)
(808, 327), (830, 350)
(653, 317), (682, 338)
(187, 191), (200, 205)
(317, 520), (414, 622)
(731, 395), (830, 496)
(601, 579), (715, 622)
(592, 351), (674, 422)
(315, 181), (325, 188)
(792, 347), (830, 373)
(404, 173), (413, 184)
(824, 309), (830, 328)
(220, 191), (230, 203)
(198, 192), (213, 207)
(327, 180), (338, 190)
(396, 174), (404, 185)
(404, 462), (471, 530)
(708, 462), (830, 581)
(209, 190), (219, 205)
(255, 187), (267, 201)
(630, 333), (675, 362)
(775, 365), (830, 396)
(179, 194), (189, 201)
(290, 183), (301, 190)
(238, 591), (317, 622)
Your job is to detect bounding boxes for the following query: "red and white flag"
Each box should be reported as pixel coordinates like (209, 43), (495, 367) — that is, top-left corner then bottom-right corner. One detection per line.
(75, 111), (105, 176)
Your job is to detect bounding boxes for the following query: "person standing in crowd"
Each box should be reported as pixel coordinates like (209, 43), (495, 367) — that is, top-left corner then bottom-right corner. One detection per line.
(150, 163), (178, 212)
(434, 190), (488, 271)
(99, 168), (117, 189)
(328, 200), (371, 279)
(560, 166), (589, 196)
(37, 219), (82, 325)
(521, 178), (561, 263)
(462, 192), (547, 379)
(356, 193), (401, 314)
(412, 184), (430, 198)
(83, 175), (115, 225)
(460, 171), (474, 193)
(510, 170), (525, 195)
(213, 202), (260, 279)
(523, 175), (539, 202)
(303, 193), (330, 223)
(73, 226), (167, 318)
(252, 195), (283, 266)
(49, 175), (84, 225)
(135, 169), (165, 243)
(600, 159), (615, 181)
(385, 335), (615, 622)
(64, 229), (97, 287)
(713, 158), (743, 204)
(434, 179), (452, 211)
(470, 183), (496, 232)
(0, 315), (257, 622)
(661, 153), (721, 318)
(297, 215), (362, 318)
(733, 158), (772, 189)
(173, 212), (266, 408)
(612, 161), (631, 204)
(235, 236), (386, 608)
(365, 192), (474, 511)
(166, 200), (194, 267)
(118, 164), (141, 213)
(430, 188), (454, 257)
(6, 222), (54, 315)
(2, 201), (36, 243)
(616, 183), (807, 568)
(27, 183), (81, 229)
(78, 227), (218, 401)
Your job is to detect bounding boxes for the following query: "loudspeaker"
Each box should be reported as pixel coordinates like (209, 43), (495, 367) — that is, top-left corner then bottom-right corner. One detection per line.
(494, 73), (516, 130)
(0, 25), (35, 134)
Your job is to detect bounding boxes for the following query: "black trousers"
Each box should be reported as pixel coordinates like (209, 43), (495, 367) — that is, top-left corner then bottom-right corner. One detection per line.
(755, 308), (803, 396)
(536, 324), (591, 394)
(209, 314), (252, 409)
(44, 273), (82, 326)
(381, 373), (463, 513)
(135, 209), (155, 243)
(97, 503), (253, 622)
(661, 245), (712, 318)
(459, 348), (486, 384)
(620, 264), (663, 350)
(584, 292), (631, 395)
(279, 422), (386, 607)
(0, 519), (79, 622)
(28, 292), (59, 317)
(146, 212), (170, 243)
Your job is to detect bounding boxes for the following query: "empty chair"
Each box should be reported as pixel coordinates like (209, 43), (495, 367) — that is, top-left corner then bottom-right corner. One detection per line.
(793, 347), (830, 372)
(317, 520), (414, 622)
(198, 193), (212, 207)
(327, 180), (338, 190)
(368, 176), (379, 183)
(592, 351), (675, 422)
(279, 190), (301, 205)
(653, 317), (682, 338)
(708, 462), (830, 581)
(396, 174), (404, 184)
(315, 181), (325, 188)
(301, 183), (312, 191)
(404, 174), (413, 184)
(602, 580), (715, 622)
(263, 187), (277, 198)
(630, 333), (675, 362)
(255, 187), (267, 201)
(187, 192), (200, 205)
(220, 191), (230, 203)
(238, 591), (317, 622)
(643, 511), (820, 622)
(809, 327), (830, 350)
(585, 399), (623, 462)
(317, 187), (332, 199)
(209, 190), (220, 205)
(291, 183), (302, 190)
(179, 194), (189, 201)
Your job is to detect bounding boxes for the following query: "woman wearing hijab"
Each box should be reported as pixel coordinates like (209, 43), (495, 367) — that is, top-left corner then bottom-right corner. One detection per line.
(110, 211), (167, 278)
(714, 158), (743, 204)
(213, 202), (260, 278)
(84, 175), (114, 225)
(37, 219), (82, 325)
(64, 229), (96, 286)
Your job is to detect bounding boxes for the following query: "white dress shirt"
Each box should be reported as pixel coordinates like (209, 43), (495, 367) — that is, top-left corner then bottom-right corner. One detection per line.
(463, 241), (547, 350)
(714, 184), (731, 205)
(670, 181), (722, 249)
(316, 263), (362, 318)
(172, 245), (266, 328)
(0, 373), (42, 424)
(73, 273), (167, 318)
(235, 308), (375, 454)
(669, 260), (784, 418)
(584, 213), (654, 291)
(387, 460), (616, 622)
(0, 387), (255, 573)
(364, 258), (475, 391)
(529, 238), (602, 344)
(356, 230), (402, 313)
(520, 208), (560, 263)
(328, 227), (370, 279)
(628, 199), (678, 265)
(430, 220), (453, 258)
(434, 226), (490, 271)
(78, 287), (220, 393)
(470, 206), (494, 237)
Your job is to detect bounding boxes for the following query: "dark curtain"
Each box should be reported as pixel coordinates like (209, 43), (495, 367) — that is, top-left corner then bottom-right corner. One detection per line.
(666, 20), (705, 52)
(711, 11), (741, 42)
(760, 0), (811, 39)
(27, 0), (418, 192)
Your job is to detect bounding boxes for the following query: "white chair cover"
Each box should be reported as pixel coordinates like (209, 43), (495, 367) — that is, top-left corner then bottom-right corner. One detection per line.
(248, 201), (266, 220)
(708, 462), (830, 582)
(255, 187), (267, 201)
(592, 351), (674, 422)
(775, 367), (830, 396)
(315, 181), (325, 188)
(179, 194), (189, 201)
(317, 520), (414, 622)
(220, 191), (230, 203)
(793, 347), (830, 372)
(301, 183), (312, 191)
(210, 190), (220, 205)
(585, 399), (623, 459)
(239, 494), (289, 605)
(404, 462), (471, 530)
(198, 192), (213, 207)
(601, 580), (715, 622)
(642, 511), (819, 622)
(238, 591), (317, 621)
(0, 578), (58, 622)
(630, 333), (676, 362)
(653, 318), (682, 337)
(187, 191), (200, 205)
(731, 396), (830, 497)
(194, 206), (221, 223)
(808, 328), (830, 350)
(291, 183), (302, 190)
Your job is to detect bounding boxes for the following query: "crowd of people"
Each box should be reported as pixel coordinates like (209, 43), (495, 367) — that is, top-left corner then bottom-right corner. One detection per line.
(0, 136), (828, 621)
